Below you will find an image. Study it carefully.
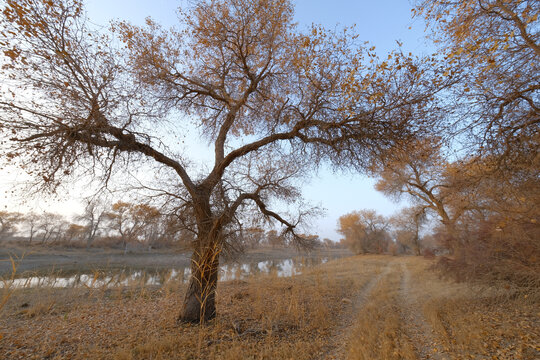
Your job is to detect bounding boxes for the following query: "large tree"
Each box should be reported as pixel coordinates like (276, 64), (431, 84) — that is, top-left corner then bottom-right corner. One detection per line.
(372, 138), (466, 235)
(410, 0), (539, 272)
(0, 0), (442, 322)
(415, 0), (539, 166)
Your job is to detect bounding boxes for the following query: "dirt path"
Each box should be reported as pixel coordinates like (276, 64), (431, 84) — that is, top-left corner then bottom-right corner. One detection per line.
(320, 258), (450, 360)
(318, 262), (393, 360)
(399, 261), (448, 360)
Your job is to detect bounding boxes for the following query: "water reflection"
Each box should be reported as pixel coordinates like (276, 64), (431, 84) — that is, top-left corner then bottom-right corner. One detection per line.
(2, 257), (329, 289)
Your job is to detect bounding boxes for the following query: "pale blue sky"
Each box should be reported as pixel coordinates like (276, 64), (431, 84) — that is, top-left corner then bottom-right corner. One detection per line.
(2, 1), (431, 240)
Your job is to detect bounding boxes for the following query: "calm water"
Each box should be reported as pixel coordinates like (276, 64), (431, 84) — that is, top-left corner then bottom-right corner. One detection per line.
(2, 257), (329, 289)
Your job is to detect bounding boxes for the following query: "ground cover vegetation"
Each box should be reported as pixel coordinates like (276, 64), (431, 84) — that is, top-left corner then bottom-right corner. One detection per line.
(1, 256), (538, 359)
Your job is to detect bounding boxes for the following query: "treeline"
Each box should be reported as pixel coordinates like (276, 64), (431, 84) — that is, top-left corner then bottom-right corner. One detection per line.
(337, 208), (433, 257)
(0, 202), (335, 251)
(0, 202), (192, 250)
(340, 138), (539, 286)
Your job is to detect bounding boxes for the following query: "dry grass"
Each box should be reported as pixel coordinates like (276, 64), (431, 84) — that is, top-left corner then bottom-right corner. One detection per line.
(0, 256), (387, 359)
(0, 255), (538, 359)
(408, 258), (540, 359)
(346, 263), (416, 360)
(0, 254), (26, 313)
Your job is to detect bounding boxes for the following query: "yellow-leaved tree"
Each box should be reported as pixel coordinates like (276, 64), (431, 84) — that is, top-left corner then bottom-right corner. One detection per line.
(1, 0), (448, 323)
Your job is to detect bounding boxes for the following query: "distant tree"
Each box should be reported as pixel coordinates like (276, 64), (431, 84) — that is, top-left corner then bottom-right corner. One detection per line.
(105, 202), (134, 249)
(0, 211), (21, 241)
(23, 212), (40, 244)
(266, 229), (284, 248)
(37, 213), (65, 244)
(337, 210), (390, 254)
(390, 206), (427, 255)
(77, 198), (108, 248)
(133, 204), (162, 248)
(242, 227), (265, 249)
(104, 201), (161, 249)
(0, 0), (445, 323)
(322, 238), (334, 248)
(297, 233), (322, 248)
(64, 223), (86, 244)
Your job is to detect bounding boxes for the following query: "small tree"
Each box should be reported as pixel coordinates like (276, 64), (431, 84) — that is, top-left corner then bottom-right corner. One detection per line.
(0, 211), (21, 241)
(77, 198), (108, 248)
(390, 206), (427, 255)
(23, 212), (40, 244)
(267, 229), (285, 248)
(337, 210), (390, 254)
(36, 212), (65, 244)
(242, 227), (265, 249)
(104, 201), (161, 249)
(64, 223), (86, 244)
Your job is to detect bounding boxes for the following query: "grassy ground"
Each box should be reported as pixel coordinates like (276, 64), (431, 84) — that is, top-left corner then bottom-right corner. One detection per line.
(0, 255), (538, 359)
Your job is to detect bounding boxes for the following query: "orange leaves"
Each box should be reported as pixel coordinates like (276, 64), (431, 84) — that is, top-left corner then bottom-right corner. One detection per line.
(367, 92), (384, 103)
(3, 48), (21, 61)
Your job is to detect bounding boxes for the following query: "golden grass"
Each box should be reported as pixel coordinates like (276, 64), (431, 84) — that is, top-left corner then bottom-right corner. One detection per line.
(0, 256), (386, 359)
(0, 255), (538, 359)
(346, 263), (416, 360)
(404, 256), (540, 359)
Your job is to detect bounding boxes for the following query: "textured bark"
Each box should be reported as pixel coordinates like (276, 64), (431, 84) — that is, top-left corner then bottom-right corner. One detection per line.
(179, 240), (220, 323)
(178, 194), (222, 324)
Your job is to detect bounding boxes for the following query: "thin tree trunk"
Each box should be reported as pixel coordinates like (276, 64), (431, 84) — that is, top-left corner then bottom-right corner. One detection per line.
(414, 221), (421, 256)
(28, 226), (34, 244)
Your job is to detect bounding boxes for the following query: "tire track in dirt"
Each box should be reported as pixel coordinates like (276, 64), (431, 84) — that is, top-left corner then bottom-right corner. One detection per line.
(318, 261), (393, 360)
(399, 261), (449, 360)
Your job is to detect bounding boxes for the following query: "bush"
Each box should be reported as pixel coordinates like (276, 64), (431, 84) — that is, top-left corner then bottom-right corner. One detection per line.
(436, 218), (540, 289)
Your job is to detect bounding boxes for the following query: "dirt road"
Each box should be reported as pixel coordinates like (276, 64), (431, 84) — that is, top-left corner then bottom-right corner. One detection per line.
(328, 257), (539, 360)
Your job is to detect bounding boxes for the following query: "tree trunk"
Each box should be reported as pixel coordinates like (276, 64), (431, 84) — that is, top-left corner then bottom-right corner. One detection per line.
(179, 239), (221, 323)
(414, 222), (421, 256)
(178, 189), (224, 324)
(28, 227), (34, 244)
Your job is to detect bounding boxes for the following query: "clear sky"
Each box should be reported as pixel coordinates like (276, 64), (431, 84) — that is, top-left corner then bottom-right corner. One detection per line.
(1, 0), (431, 241)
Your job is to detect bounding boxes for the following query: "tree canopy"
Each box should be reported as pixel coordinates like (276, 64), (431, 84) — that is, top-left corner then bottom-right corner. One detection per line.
(0, 0), (445, 323)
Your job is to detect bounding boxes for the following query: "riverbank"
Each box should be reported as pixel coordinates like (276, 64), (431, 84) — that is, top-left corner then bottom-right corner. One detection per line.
(1, 255), (538, 359)
(0, 246), (351, 275)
